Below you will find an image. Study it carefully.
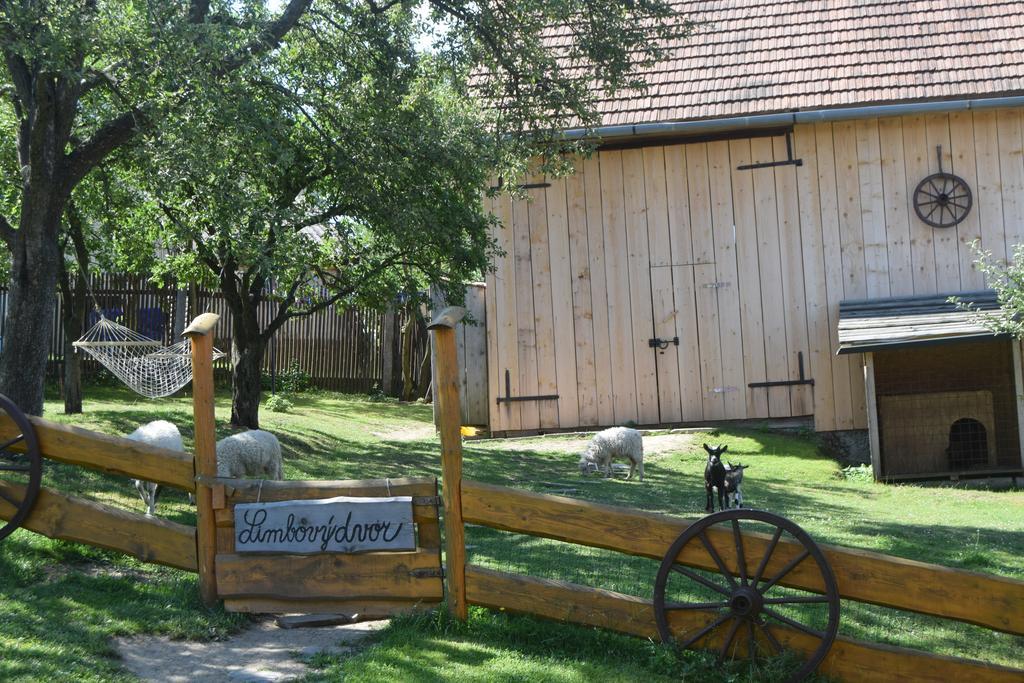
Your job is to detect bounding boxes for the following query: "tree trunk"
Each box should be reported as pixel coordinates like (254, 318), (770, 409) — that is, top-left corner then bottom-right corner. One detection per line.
(228, 304), (266, 429)
(0, 192), (66, 415)
(62, 335), (83, 413)
(401, 315), (415, 401)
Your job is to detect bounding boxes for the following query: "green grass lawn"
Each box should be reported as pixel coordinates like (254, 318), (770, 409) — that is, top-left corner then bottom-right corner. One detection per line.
(0, 385), (1021, 681)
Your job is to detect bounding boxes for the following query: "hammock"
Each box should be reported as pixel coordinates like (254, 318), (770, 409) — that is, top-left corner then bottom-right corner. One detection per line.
(73, 316), (224, 398)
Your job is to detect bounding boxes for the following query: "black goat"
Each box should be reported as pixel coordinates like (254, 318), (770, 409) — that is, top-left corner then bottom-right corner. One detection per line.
(703, 443), (728, 512)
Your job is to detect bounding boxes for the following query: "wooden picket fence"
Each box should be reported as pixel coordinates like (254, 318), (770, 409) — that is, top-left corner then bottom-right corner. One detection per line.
(0, 274), (430, 396)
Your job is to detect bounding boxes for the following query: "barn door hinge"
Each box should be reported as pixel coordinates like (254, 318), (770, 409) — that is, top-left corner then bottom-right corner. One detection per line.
(736, 131), (803, 171)
(412, 496), (441, 506)
(410, 567), (445, 579)
(496, 368), (559, 405)
(748, 351), (816, 388)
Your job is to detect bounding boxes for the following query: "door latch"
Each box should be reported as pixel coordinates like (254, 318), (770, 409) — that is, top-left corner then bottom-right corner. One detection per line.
(648, 337), (679, 351)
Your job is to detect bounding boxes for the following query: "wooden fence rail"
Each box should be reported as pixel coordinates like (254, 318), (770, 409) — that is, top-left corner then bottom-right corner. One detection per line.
(464, 565), (1024, 683)
(461, 480), (1024, 637)
(0, 479), (197, 571)
(0, 415), (195, 491)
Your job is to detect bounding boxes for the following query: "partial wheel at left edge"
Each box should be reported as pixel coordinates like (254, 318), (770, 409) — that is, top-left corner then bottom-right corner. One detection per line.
(0, 393), (42, 542)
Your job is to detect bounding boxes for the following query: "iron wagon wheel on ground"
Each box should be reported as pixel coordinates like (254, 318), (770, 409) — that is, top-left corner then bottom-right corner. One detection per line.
(0, 393), (42, 542)
(653, 509), (840, 683)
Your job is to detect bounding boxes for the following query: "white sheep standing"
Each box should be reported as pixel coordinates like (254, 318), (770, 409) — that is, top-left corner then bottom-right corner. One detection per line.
(216, 429), (283, 480)
(578, 426), (644, 481)
(124, 420), (184, 516)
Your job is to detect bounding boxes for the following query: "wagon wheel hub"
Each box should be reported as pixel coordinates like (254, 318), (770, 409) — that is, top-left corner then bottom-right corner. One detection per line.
(728, 586), (762, 618)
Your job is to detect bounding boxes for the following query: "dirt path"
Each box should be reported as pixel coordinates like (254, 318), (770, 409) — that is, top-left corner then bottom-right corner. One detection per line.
(115, 618), (385, 682)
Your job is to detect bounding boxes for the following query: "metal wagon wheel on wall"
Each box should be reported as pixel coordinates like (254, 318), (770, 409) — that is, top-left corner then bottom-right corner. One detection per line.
(0, 393), (42, 543)
(653, 509), (840, 683)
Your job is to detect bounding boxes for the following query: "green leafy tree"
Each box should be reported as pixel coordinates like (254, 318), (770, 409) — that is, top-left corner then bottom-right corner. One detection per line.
(956, 243), (1024, 336)
(0, 0), (687, 415)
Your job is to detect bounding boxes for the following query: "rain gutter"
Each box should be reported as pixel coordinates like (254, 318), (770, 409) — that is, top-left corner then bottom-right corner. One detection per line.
(561, 95), (1024, 142)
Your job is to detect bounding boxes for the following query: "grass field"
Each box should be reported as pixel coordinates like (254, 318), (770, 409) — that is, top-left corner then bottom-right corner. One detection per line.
(0, 386), (1022, 681)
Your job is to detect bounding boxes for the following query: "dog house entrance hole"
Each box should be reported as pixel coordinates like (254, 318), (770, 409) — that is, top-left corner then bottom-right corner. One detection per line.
(947, 418), (988, 470)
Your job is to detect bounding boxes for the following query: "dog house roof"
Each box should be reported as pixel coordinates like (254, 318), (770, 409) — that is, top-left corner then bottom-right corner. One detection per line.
(836, 290), (1009, 355)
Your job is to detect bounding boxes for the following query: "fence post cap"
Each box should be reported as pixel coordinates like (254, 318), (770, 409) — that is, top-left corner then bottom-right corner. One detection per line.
(428, 306), (466, 330)
(182, 313), (220, 338)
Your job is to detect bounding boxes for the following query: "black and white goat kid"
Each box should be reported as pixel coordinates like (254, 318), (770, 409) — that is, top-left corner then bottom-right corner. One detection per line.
(723, 462), (749, 509)
(703, 443), (728, 512)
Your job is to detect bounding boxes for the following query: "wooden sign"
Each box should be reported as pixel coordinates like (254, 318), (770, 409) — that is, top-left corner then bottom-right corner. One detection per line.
(234, 496), (415, 554)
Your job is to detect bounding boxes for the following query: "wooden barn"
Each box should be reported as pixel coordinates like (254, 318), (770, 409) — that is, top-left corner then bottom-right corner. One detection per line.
(480, 0), (1024, 480)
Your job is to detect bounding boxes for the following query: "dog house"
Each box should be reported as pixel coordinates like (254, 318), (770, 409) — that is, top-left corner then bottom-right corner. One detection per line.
(838, 291), (1024, 480)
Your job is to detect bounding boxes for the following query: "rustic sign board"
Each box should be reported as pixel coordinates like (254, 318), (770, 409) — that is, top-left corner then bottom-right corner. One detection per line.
(234, 496), (415, 554)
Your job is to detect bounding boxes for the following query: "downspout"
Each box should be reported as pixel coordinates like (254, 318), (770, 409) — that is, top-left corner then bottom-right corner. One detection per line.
(562, 95), (1024, 143)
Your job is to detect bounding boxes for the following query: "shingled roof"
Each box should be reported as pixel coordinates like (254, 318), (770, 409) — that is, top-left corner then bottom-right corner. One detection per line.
(576, 0), (1024, 127)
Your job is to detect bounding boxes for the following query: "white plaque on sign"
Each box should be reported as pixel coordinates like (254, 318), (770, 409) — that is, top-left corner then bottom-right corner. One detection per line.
(234, 496), (415, 554)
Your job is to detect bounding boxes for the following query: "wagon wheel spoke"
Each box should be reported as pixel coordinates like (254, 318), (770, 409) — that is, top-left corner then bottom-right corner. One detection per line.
(0, 433), (25, 452)
(752, 527), (784, 586)
(731, 520), (748, 585)
(928, 179), (943, 196)
(924, 201), (941, 221)
(670, 564), (732, 598)
(676, 612), (732, 651)
(758, 621), (784, 654)
(664, 600), (731, 611)
(0, 487), (21, 506)
(748, 619), (757, 660)
(0, 463), (31, 472)
(758, 548), (809, 593)
(698, 531), (737, 589)
(718, 616), (742, 661)
(762, 606), (825, 639)
(763, 595), (830, 605)
(918, 188), (941, 200)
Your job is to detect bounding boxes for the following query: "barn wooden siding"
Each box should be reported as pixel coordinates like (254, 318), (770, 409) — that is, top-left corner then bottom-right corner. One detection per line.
(486, 109), (1024, 434)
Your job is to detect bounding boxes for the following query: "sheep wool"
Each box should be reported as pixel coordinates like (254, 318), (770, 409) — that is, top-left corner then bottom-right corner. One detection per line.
(578, 426), (644, 481)
(216, 429), (283, 480)
(125, 420), (184, 516)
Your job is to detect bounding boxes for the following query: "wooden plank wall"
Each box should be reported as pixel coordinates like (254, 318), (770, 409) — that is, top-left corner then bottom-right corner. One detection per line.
(486, 108), (1024, 433)
(430, 283), (489, 426)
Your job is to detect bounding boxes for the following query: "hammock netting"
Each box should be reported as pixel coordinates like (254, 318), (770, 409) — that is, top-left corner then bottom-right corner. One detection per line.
(73, 316), (224, 398)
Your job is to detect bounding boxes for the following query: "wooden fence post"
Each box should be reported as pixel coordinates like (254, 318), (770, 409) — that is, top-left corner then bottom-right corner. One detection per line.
(183, 312), (220, 607)
(429, 306), (468, 620)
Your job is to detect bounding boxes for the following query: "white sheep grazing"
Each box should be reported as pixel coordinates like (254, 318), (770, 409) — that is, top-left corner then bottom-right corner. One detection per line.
(124, 420), (184, 516)
(216, 429), (283, 480)
(578, 426), (644, 481)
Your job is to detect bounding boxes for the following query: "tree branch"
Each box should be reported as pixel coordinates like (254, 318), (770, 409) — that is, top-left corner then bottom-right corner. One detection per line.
(288, 205), (352, 232)
(65, 111), (139, 189)
(220, 0), (313, 73)
(189, 0), (211, 24)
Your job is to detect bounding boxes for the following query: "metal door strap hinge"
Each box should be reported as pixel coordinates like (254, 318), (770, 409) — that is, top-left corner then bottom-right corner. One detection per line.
(410, 567), (446, 579)
(412, 496), (442, 506)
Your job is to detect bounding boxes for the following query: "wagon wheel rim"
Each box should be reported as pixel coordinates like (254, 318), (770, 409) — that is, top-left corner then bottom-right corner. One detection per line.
(0, 393), (42, 543)
(913, 172), (972, 228)
(653, 509), (840, 683)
